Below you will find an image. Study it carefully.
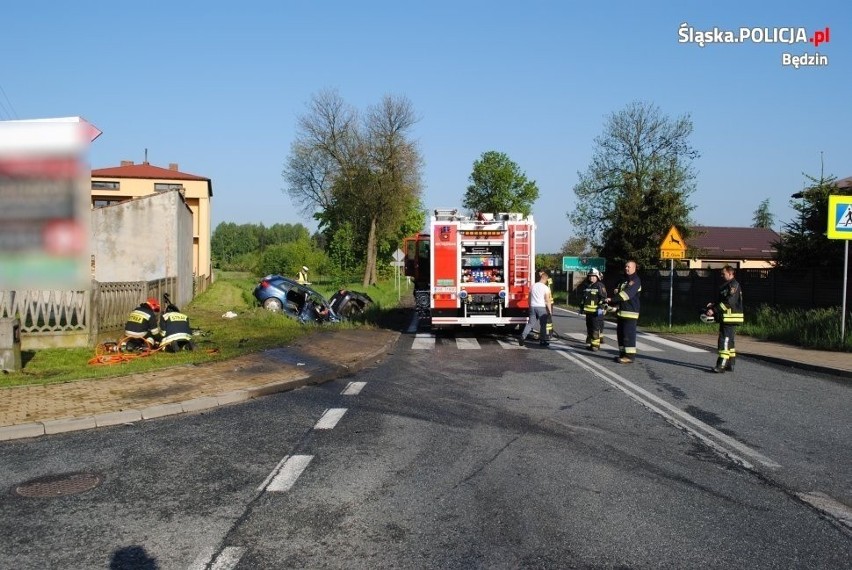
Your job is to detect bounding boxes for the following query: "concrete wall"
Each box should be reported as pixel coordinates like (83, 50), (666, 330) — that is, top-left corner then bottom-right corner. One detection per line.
(91, 191), (193, 307)
(91, 174), (212, 279)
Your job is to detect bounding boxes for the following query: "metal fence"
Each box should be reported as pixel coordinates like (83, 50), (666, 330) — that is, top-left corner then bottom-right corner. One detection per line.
(1, 277), (178, 349)
(555, 267), (852, 313)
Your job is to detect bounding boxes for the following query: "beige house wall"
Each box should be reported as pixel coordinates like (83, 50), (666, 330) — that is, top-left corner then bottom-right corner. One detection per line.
(90, 191), (194, 307)
(91, 173), (211, 280)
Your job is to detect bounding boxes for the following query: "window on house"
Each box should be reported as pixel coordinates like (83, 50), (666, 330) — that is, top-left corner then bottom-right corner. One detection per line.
(154, 183), (184, 192)
(93, 199), (122, 208)
(92, 181), (120, 190)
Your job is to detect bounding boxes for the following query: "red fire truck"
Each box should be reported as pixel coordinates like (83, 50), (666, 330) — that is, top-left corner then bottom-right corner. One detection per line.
(403, 209), (535, 330)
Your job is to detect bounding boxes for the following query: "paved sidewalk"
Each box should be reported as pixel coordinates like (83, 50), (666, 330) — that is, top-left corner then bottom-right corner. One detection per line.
(0, 328), (400, 441)
(660, 333), (852, 378)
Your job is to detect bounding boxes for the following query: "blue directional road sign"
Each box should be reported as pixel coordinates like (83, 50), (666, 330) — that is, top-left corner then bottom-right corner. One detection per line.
(562, 256), (606, 272)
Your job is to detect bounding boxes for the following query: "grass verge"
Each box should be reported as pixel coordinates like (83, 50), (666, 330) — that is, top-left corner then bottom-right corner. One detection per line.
(1, 272), (408, 389)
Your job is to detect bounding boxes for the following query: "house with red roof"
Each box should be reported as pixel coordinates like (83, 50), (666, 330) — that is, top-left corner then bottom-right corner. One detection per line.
(91, 161), (213, 284)
(686, 226), (779, 269)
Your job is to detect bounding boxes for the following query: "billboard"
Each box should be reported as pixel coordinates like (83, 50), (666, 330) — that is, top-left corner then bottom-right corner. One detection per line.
(0, 119), (98, 290)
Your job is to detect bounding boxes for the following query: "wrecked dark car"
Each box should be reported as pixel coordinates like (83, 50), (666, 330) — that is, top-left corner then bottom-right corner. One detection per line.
(253, 275), (373, 324)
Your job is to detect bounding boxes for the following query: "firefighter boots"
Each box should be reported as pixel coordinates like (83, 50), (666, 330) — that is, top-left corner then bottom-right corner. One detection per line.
(711, 357), (728, 373)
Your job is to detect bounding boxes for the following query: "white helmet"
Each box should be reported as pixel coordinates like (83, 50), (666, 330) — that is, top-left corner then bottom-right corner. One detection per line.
(588, 268), (601, 279)
(699, 309), (716, 324)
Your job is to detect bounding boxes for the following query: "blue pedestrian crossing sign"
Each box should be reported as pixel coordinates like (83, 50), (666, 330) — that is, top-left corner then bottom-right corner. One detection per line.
(828, 196), (852, 240)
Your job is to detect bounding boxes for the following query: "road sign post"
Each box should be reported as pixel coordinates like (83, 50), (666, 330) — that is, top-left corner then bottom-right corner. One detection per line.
(659, 226), (687, 328)
(827, 196), (852, 340)
(392, 248), (405, 301)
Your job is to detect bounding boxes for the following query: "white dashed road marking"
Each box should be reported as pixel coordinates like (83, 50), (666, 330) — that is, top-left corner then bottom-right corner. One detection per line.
(209, 546), (246, 570)
(260, 454), (314, 493)
(314, 408), (347, 430)
(342, 381), (366, 395)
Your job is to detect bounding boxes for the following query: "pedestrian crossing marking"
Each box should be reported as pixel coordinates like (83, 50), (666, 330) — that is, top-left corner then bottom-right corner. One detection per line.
(409, 332), (707, 353)
(456, 337), (481, 350)
(835, 204), (852, 230)
(411, 333), (436, 350)
(563, 333), (663, 352)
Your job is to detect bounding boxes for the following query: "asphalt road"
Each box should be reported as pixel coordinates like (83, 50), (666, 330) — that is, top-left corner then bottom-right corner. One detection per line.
(0, 308), (849, 569)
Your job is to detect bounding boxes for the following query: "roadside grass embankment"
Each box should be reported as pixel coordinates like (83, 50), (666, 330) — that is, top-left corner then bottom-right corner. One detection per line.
(0, 272), (407, 389)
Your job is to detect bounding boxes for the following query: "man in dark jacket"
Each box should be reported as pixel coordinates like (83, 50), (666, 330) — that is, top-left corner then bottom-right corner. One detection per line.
(607, 260), (642, 364)
(707, 265), (743, 373)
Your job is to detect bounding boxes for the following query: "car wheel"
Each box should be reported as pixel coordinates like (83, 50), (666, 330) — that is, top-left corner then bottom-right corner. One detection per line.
(263, 298), (283, 312)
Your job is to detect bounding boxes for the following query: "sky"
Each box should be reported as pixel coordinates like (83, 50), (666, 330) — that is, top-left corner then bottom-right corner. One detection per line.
(2, 0), (849, 253)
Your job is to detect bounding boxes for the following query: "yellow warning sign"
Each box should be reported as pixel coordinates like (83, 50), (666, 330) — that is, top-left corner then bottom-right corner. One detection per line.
(659, 226), (687, 259)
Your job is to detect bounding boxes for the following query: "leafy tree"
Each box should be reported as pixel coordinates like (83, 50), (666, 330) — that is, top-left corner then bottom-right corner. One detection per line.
(569, 101), (698, 268)
(326, 221), (359, 285)
(257, 238), (328, 278)
(463, 151), (539, 216)
(211, 222), (260, 267)
(774, 172), (845, 271)
(284, 89), (424, 286)
(535, 253), (561, 273)
(560, 236), (595, 256)
(752, 198), (775, 229)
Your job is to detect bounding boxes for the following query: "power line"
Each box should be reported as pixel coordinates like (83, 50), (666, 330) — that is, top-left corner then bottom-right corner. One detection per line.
(0, 84), (19, 120)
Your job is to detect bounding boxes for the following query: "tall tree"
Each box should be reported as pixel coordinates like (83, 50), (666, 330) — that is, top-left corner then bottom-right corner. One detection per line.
(283, 89), (424, 286)
(569, 101), (698, 268)
(463, 151), (539, 216)
(774, 172), (844, 270)
(752, 198), (775, 229)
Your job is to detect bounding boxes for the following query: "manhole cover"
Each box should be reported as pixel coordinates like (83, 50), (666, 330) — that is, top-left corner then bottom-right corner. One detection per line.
(13, 472), (103, 498)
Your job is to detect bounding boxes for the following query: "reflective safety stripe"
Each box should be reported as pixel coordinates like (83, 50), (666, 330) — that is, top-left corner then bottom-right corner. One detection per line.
(161, 332), (193, 345)
(721, 310), (744, 324)
(618, 311), (639, 319)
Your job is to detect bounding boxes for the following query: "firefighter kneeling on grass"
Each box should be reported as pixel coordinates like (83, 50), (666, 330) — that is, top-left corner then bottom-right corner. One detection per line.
(124, 298), (162, 351)
(580, 268), (607, 351)
(159, 300), (195, 352)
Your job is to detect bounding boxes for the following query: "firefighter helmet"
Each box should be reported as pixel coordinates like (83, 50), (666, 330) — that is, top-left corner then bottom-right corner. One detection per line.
(699, 308), (715, 324)
(146, 298), (161, 312)
(588, 268), (601, 279)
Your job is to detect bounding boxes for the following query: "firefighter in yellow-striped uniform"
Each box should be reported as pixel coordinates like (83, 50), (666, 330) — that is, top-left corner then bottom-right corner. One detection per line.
(706, 264), (743, 373)
(159, 300), (195, 352)
(607, 260), (642, 364)
(123, 298), (162, 350)
(580, 268), (607, 351)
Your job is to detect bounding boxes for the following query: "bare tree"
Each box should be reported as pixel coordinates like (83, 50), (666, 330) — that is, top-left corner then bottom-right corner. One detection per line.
(283, 90), (423, 285)
(359, 95), (423, 285)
